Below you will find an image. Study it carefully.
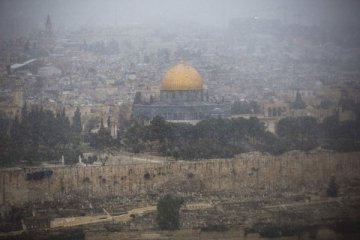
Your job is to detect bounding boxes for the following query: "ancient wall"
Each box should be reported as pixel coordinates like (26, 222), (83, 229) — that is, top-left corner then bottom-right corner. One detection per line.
(1, 151), (360, 207)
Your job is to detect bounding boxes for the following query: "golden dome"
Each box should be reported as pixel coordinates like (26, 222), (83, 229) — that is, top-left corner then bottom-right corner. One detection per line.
(160, 62), (203, 91)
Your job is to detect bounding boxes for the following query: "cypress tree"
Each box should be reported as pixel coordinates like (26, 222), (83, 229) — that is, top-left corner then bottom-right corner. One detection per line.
(72, 107), (82, 133)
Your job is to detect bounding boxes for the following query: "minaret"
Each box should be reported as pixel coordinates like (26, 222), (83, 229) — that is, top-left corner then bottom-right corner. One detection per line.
(110, 122), (118, 139)
(45, 14), (53, 38)
(42, 14), (54, 50)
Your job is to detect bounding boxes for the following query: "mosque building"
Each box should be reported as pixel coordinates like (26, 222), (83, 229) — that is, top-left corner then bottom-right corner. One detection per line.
(133, 61), (230, 121)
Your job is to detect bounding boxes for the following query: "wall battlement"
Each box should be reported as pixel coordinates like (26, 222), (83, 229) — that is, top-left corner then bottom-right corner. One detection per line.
(1, 151), (360, 207)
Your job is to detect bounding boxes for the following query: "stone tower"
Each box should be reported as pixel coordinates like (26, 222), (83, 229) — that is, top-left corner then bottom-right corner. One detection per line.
(41, 14), (54, 50)
(45, 14), (53, 38)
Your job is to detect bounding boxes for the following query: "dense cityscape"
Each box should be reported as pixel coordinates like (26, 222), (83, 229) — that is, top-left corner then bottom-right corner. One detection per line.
(0, 0), (360, 239)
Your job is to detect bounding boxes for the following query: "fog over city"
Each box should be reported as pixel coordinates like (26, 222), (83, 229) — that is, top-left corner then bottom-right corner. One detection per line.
(1, 0), (360, 37)
(1, 0), (360, 239)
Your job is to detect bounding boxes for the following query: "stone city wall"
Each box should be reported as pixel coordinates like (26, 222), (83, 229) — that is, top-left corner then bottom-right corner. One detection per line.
(1, 151), (360, 207)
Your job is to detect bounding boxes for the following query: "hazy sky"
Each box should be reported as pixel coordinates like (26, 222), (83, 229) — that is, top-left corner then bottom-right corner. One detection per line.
(1, 0), (360, 38)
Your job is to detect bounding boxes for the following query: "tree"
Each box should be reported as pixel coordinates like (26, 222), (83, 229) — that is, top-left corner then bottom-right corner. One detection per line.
(117, 103), (132, 137)
(231, 100), (261, 114)
(107, 116), (111, 129)
(89, 119), (114, 151)
(291, 91), (306, 109)
(0, 105), (84, 166)
(72, 107), (82, 134)
(148, 116), (172, 143)
(55, 108), (72, 147)
(277, 117), (319, 151)
(133, 92), (142, 104)
(124, 121), (147, 153)
(156, 194), (184, 230)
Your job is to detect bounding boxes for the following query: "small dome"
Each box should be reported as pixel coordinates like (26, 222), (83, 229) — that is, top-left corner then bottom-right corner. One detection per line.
(160, 62), (203, 91)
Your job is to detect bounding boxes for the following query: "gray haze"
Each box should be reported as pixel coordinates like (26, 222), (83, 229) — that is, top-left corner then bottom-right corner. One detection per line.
(1, 0), (360, 38)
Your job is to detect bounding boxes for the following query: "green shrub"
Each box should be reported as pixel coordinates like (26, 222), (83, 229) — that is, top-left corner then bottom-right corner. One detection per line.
(156, 194), (184, 230)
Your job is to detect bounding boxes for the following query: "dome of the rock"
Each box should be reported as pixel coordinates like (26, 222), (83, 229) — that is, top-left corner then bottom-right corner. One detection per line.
(160, 62), (203, 91)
